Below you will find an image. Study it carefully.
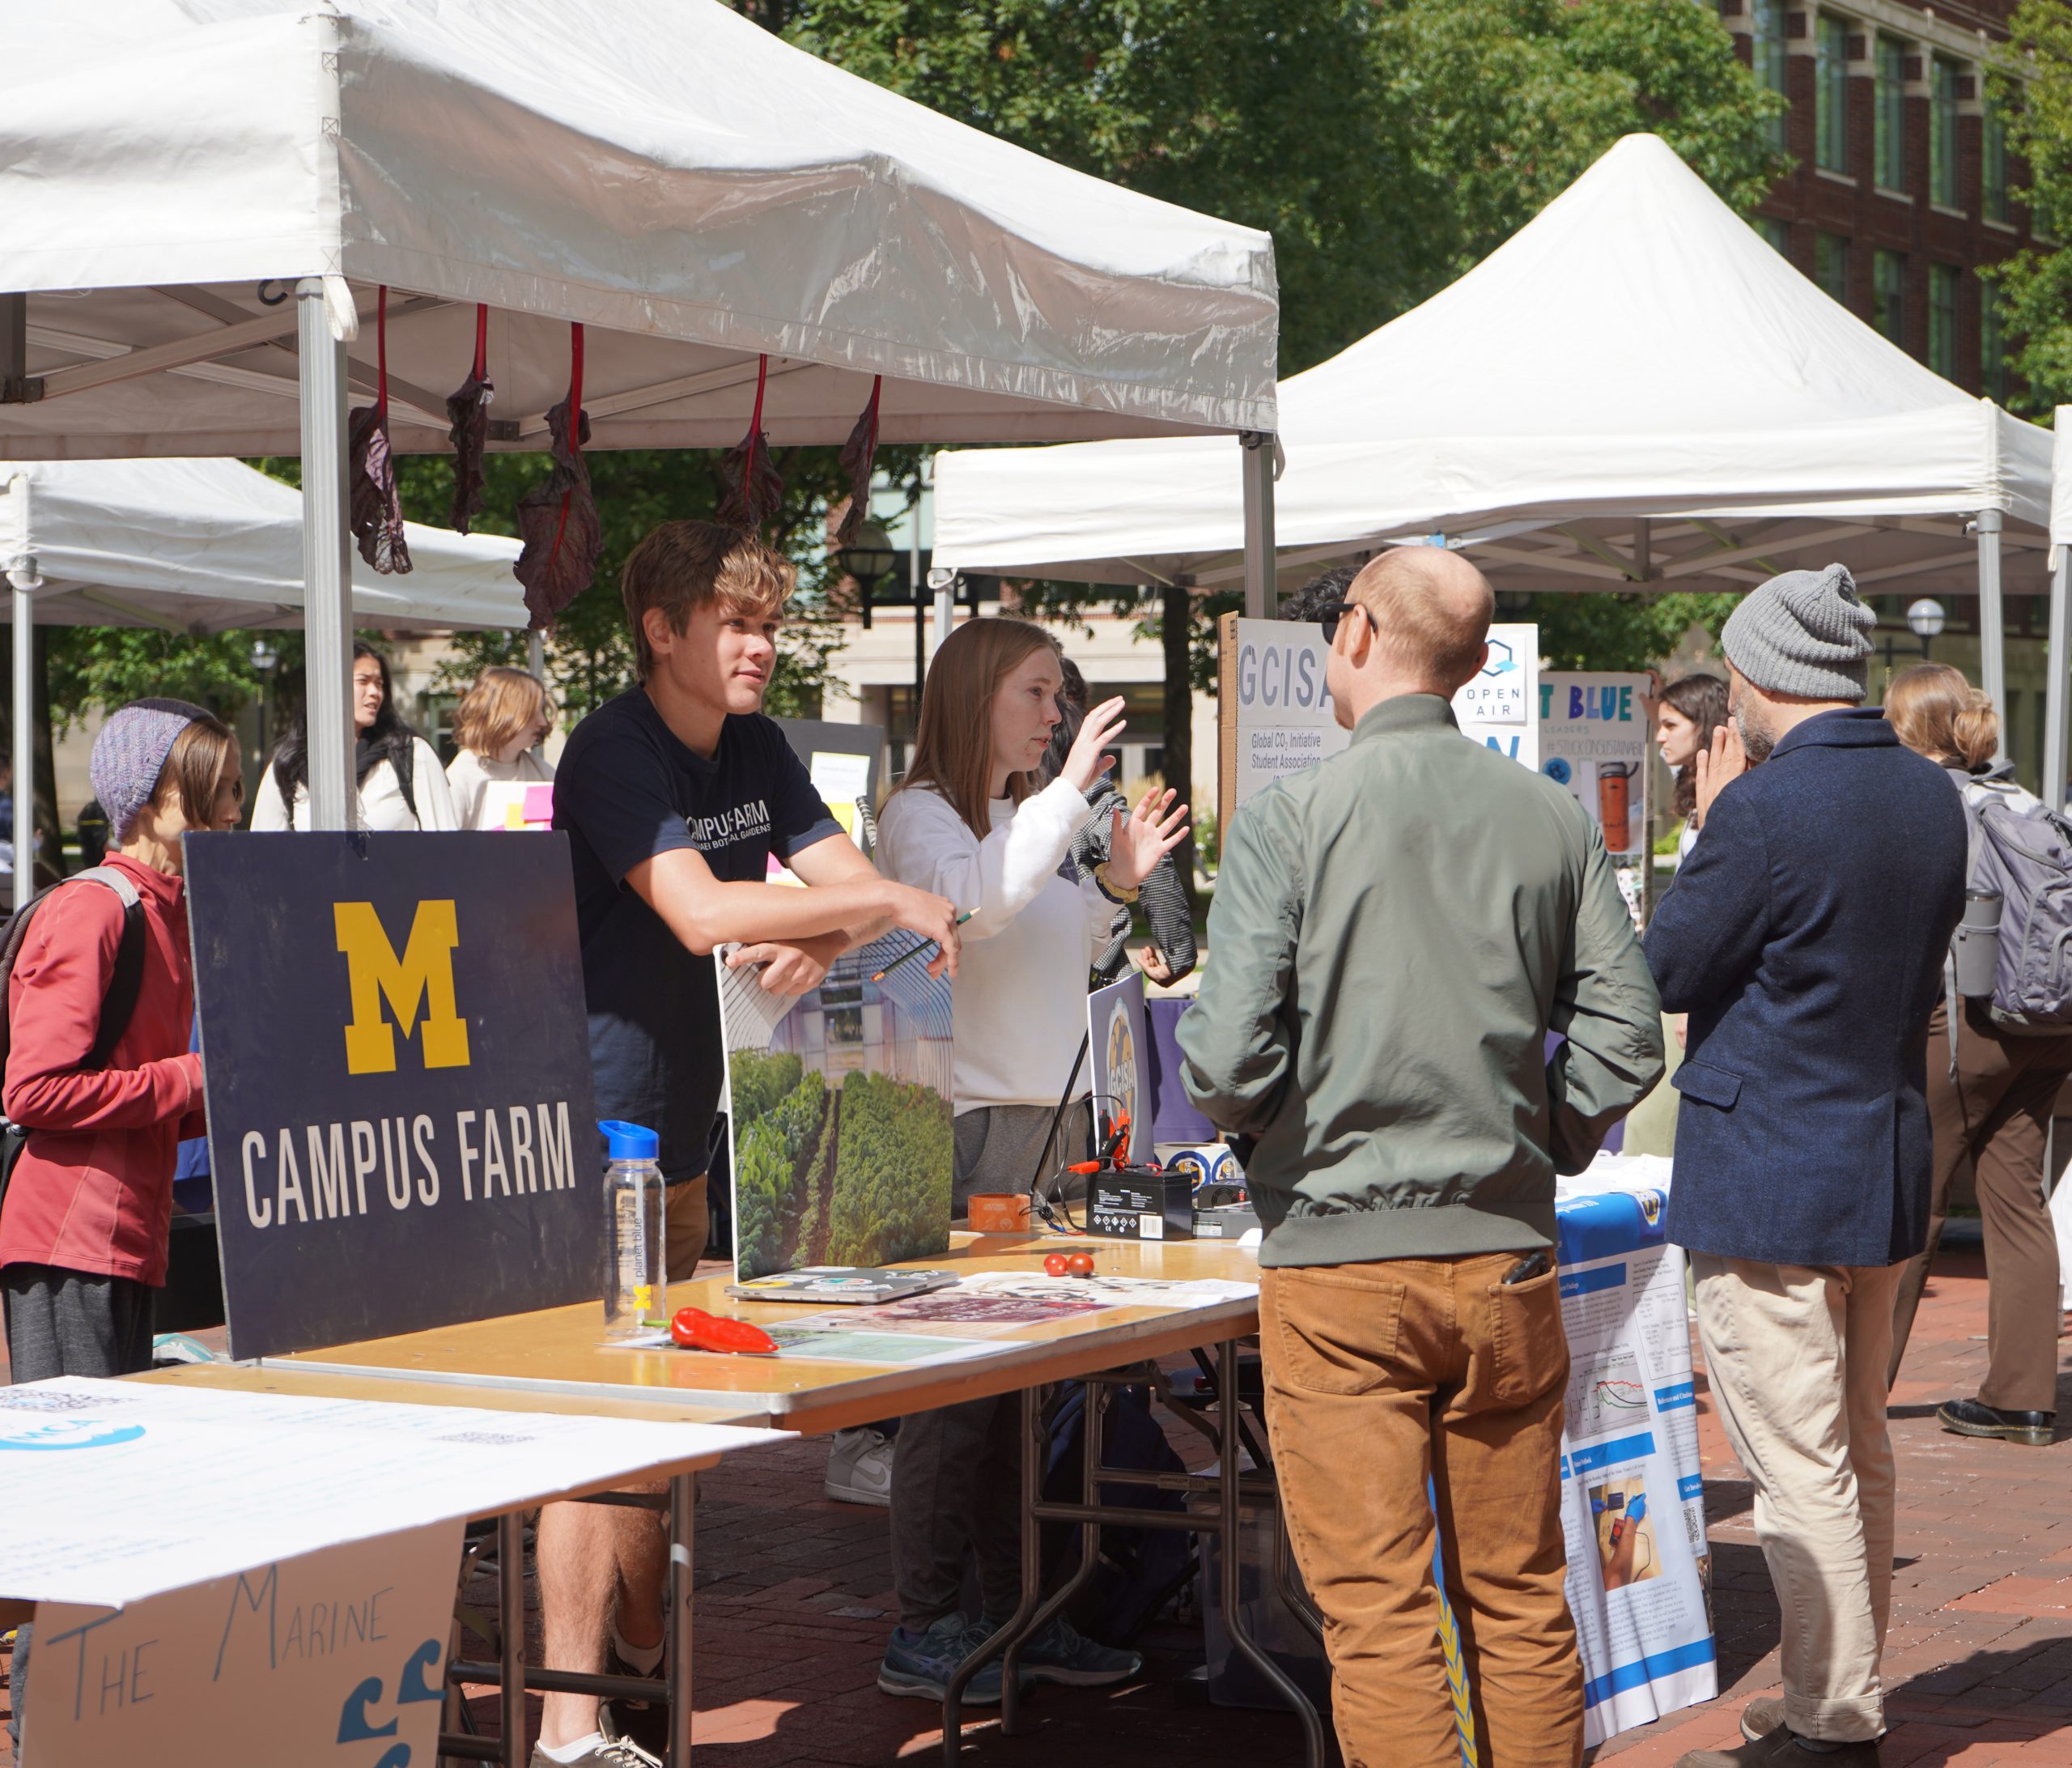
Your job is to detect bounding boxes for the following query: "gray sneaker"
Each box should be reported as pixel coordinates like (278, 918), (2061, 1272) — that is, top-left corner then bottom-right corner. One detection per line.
(825, 1427), (895, 1507)
(527, 1732), (662, 1768)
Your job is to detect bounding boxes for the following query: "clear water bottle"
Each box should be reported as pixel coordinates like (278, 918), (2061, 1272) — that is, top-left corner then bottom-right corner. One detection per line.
(601, 1119), (666, 1341)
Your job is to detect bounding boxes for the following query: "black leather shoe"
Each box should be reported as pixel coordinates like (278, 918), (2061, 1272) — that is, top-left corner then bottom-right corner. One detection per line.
(1938, 1396), (2054, 1447)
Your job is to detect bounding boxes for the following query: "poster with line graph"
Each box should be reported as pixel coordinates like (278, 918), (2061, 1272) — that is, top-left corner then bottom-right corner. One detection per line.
(1554, 1186), (1716, 1749)
(1567, 1349), (1650, 1439)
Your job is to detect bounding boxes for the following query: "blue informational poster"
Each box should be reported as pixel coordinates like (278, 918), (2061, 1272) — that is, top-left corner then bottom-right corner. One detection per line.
(1555, 1183), (1718, 1745)
(187, 831), (599, 1360)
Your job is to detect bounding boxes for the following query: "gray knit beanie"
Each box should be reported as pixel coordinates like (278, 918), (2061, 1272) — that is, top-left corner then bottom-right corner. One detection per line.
(1720, 563), (1875, 703)
(90, 698), (212, 842)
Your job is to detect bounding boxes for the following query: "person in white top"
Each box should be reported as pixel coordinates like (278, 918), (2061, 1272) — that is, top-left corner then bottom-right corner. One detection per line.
(444, 665), (556, 831)
(868, 616), (1188, 1702)
(250, 641), (457, 831)
(1652, 670), (1728, 860)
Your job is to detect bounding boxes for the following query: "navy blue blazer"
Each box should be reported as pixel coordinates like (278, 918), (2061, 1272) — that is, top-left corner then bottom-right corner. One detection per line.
(1643, 709), (1965, 1267)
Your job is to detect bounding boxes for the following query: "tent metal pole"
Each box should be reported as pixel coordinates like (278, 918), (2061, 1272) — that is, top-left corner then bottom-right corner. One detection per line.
(1241, 432), (1276, 618)
(2048, 543), (2070, 810)
(8, 473), (35, 912)
(298, 277), (354, 831)
(1975, 508), (2008, 763)
(527, 629), (546, 679)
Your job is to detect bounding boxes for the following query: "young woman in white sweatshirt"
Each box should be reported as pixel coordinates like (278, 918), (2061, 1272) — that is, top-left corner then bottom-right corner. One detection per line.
(869, 615), (1188, 1702)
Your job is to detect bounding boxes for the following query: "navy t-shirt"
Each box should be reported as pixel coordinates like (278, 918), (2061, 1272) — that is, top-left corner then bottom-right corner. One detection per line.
(552, 690), (842, 1179)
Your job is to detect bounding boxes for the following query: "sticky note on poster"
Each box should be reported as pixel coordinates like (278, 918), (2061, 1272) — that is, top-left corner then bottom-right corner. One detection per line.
(26, 1520), (460, 1768)
(1538, 674), (1652, 857)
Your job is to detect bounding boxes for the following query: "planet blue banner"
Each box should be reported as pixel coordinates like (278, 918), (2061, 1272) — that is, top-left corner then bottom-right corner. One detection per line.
(186, 832), (598, 1360)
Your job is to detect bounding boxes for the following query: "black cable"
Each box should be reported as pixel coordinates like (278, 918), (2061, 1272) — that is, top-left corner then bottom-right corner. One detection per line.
(1027, 1031), (1089, 1232)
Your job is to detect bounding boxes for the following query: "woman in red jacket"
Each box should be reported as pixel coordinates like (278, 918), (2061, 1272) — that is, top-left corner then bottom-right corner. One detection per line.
(0, 698), (243, 1382)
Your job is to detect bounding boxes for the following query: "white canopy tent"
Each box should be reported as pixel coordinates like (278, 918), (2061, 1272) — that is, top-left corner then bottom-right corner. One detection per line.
(934, 133), (2052, 754)
(0, 456), (524, 632)
(0, 0), (1279, 848)
(1, 454), (526, 906)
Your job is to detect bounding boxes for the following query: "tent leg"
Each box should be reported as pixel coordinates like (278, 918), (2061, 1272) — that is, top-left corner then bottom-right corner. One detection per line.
(12, 576), (31, 912)
(527, 629), (546, 678)
(1976, 508), (2008, 764)
(1242, 433), (1276, 618)
(2048, 545), (2070, 811)
(298, 276), (355, 831)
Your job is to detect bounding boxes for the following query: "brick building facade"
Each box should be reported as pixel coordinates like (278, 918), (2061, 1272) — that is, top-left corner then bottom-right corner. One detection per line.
(1722, 0), (2035, 401)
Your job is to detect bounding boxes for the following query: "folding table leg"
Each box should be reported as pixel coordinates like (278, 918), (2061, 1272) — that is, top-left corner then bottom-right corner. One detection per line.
(669, 1473), (695, 1765)
(498, 1510), (526, 1768)
(942, 1388), (1042, 1766)
(1215, 1338), (1327, 1768)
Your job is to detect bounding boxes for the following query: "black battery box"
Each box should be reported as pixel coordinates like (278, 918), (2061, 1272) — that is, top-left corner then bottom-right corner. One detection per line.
(1087, 1167), (1195, 1241)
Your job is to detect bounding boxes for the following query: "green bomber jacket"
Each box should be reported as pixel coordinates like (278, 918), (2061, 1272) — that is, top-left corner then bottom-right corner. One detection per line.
(1178, 692), (1664, 1268)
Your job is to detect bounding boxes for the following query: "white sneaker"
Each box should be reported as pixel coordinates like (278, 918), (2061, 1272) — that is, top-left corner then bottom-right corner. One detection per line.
(824, 1427), (894, 1507)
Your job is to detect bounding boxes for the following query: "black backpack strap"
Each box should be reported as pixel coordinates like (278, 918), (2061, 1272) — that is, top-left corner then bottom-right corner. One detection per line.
(393, 738), (419, 827)
(70, 868), (147, 1071)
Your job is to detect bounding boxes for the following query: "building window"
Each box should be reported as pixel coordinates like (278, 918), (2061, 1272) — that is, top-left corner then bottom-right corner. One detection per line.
(1815, 15), (1849, 173)
(1982, 283), (2009, 403)
(1984, 101), (2010, 223)
(1874, 249), (1907, 342)
(1875, 35), (1908, 191)
(1930, 57), (1962, 208)
(1928, 263), (1959, 376)
(1815, 232), (1850, 304)
(1753, 215), (1790, 254)
(1751, 0), (1788, 149)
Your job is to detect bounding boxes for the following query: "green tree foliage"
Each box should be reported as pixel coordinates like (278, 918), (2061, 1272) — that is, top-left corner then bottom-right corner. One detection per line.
(826, 1069), (953, 1265)
(783, 0), (1786, 739)
(1985, 2), (2072, 414)
(1531, 591), (1739, 674)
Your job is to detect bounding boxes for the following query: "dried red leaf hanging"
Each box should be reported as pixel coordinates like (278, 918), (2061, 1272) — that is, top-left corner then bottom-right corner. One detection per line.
(347, 285), (413, 575)
(445, 303), (493, 535)
(513, 322), (601, 631)
(716, 354), (784, 530)
(833, 376), (883, 550)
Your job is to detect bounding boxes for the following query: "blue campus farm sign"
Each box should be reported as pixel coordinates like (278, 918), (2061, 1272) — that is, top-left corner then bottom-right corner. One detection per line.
(186, 832), (599, 1360)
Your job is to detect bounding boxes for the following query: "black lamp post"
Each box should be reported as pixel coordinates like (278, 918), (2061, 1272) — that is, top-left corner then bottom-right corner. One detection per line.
(836, 521), (897, 630)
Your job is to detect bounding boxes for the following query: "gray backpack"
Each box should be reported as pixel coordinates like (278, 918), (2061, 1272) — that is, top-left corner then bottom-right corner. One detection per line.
(1955, 768), (2072, 1036)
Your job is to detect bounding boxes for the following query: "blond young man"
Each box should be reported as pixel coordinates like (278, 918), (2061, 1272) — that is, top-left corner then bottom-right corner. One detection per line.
(535, 521), (961, 1768)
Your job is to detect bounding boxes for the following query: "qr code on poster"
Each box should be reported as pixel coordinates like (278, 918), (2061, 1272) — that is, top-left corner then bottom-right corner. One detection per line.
(0, 1389), (130, 1412)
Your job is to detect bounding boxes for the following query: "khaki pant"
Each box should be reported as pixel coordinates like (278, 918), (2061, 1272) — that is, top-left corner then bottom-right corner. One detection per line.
(664, 1175), (710, 1281)
(1693, 1256), (1901, 1743)
(1259, 1253), (1580, 1768)
(1890, 1001), (2071, 1414)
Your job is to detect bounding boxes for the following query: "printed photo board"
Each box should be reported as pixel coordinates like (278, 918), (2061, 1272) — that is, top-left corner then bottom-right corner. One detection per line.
(186, 831), (599, 1360)
(1086, 969), (1148, 1164)
(717, 929), (953, 1280)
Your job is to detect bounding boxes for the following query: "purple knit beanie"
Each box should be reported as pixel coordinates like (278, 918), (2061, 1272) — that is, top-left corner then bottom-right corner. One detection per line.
(90, 698), (213, 841)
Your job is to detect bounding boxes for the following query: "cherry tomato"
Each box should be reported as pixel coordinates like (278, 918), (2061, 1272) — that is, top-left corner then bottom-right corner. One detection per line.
(1043, 1252), (1071, 1277)
(1065, 1252), (1096, 1278)
(670, 1307), (778, 1355)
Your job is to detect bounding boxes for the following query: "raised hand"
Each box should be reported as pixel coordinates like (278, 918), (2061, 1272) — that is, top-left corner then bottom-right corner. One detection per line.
(1059, 696), (1128, 793)
(1691, 723), (1747, 831)
(1106, 787), (1190, 890)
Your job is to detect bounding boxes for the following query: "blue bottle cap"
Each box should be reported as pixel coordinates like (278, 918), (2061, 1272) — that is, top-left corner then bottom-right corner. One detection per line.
(599, 1120), (660, 1162)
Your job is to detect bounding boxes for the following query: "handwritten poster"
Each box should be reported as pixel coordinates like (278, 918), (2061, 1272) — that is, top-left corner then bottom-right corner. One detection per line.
(26, 1524), (457, 1768)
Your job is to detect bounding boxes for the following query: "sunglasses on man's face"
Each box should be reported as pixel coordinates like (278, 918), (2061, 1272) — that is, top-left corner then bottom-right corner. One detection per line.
(1317, 601), (1364, 644)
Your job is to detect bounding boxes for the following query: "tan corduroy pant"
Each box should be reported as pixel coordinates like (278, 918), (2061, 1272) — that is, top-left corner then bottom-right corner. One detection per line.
(1692, 1256), (1902, 1743)
(1260, 1253), (1582, 1768)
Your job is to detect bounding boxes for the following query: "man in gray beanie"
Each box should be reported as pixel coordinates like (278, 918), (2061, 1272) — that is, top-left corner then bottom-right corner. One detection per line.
(1645, 565), (1966, 1766)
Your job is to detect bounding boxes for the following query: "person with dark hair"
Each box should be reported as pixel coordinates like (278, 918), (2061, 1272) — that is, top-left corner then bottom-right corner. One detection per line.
(1883, 664), (2071, 1447)
(1278, 560), (1364, 623)
(251, 640), (457, 831)
(1042, 655), (1196, 986)
(1654, 673), (1730, 856)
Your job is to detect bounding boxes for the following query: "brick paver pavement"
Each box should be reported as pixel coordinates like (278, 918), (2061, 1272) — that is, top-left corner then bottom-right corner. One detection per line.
(2, 1244), (2066, 1765)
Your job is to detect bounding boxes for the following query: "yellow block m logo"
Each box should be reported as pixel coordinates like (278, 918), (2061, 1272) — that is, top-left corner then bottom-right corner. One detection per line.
(333, 901), (471, 1075)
